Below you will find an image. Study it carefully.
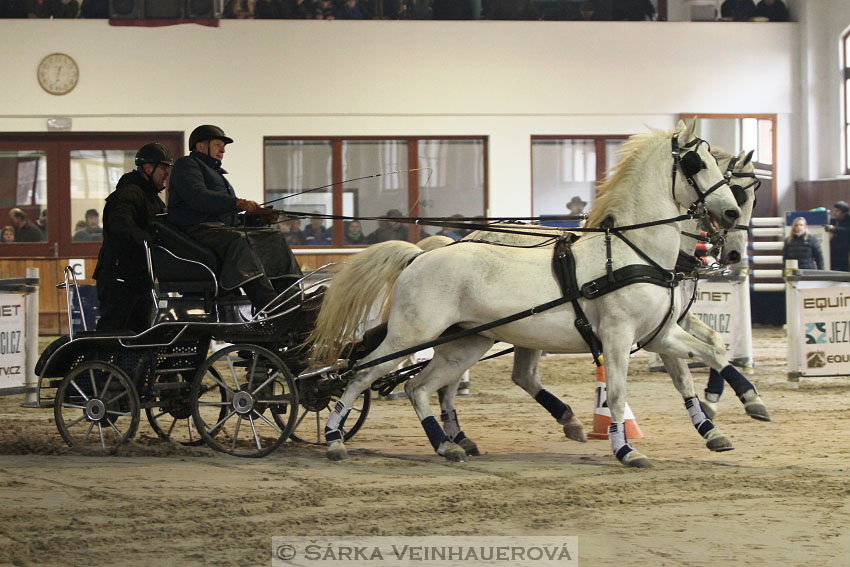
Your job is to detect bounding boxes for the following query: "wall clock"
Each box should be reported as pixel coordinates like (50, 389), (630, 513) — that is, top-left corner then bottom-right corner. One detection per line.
(37, 53), (79, 96)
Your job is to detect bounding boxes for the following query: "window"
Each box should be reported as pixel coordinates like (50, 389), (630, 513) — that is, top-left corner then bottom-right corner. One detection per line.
(531, 136), (628, 223)
(264, 137), (487, 247)
(844, 29), (850, 174)
(0, 133), (182, 257)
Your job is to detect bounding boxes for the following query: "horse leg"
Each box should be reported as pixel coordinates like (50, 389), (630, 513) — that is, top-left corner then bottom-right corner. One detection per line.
(512, 347), (586, 442)
(437, 380), (479, 456)
(597, 336), (652, 468)
(406, 336), (493, 462)
(682, 314), (770, 422)
(645, 327), (735, 453)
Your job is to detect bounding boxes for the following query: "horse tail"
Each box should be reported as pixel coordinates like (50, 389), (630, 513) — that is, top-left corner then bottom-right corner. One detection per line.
(307, 240), (423, 364)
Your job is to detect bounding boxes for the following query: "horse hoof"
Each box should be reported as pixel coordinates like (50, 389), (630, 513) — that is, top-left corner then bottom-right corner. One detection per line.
(440, 443), (467, 462)
(560, 415), (587, 443)
(622, 451), (652, 468)
(457, 437), (480, 456)
(701, 399), (717, 421)
(326, 441), (348, 461)
(705, 430), (734, 452)
(744, 400), (771, 422)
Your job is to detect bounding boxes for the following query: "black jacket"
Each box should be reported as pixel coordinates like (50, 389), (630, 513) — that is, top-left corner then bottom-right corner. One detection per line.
(783, 233), (823, 270)
(167, 151), (239, 228)
(93, 170), (166, 289)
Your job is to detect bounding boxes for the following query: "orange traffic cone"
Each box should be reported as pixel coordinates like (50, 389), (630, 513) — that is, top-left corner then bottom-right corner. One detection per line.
(587, 359), (644, 440)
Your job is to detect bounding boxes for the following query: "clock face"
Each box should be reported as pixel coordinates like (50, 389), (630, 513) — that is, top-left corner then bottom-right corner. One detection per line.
(37, 53), (79, 96)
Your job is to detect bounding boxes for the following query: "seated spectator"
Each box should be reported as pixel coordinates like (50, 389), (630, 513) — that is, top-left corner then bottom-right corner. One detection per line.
(0, 0), (27, 17)
(432, 0), (474, 20)
(52, 0), (79, 18)
(224, 0), (255, 18)
(255, 0), (284, 17)
(36, 208), (48, 238)
(783, 217), (823, 270)
(1, 226), (15, 243)
(279, 217), (306, 246)
(485, 0), (538, 20)
(436, 213), (469, 241)
(720, 0), (754, 21)
(8, 208), (44, 242)
(73, 208), (104, 242)
(336, 0), (366, 19)
(79, 0), (108, 17)
(612, 0), (655, 21)
(367, 209), (409, 243)
(285, 0), (313, 18)
(575, 2), (599, 20)
(303, 213), (333, 245)
(344, 220), (367, 245)
(314, 0), (334, 19)
(753, 0), (788, 21)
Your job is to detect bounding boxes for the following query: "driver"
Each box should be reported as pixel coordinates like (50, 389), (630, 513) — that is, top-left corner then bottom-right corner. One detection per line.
(167, 125), (302, 312)
(94, 143), (173, 332)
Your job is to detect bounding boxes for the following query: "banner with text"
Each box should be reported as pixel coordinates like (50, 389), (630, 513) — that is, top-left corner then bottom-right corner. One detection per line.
(0, 294), (26, 389)
(794, 286), (850, 376)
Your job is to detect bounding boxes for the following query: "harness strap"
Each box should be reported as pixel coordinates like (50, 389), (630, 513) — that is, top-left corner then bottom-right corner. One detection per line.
(552, 239), (604, 365)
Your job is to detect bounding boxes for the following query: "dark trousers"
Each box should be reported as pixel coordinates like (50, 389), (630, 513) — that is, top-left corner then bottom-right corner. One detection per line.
(96, 279), (155, 333)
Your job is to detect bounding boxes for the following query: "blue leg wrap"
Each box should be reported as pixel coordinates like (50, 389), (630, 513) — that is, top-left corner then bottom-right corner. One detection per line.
(452, 431), (467, 443)
(535, 389), (568, 421)
(705, 368), (725, 396)
(440, 410), (462, 440)
(421, 416), (450, 451)
(720, 364), (754, 398)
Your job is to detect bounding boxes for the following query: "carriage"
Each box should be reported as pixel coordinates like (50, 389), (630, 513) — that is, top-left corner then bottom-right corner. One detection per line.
(32, 219), (371, 457)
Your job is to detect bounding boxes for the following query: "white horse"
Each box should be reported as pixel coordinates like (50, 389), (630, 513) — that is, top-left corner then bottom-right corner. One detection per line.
(308, 120), (742, 468)
(460, 147), (768, 425)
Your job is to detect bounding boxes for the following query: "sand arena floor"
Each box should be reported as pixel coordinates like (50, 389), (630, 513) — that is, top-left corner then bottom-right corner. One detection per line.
(0, 326), (848, 566)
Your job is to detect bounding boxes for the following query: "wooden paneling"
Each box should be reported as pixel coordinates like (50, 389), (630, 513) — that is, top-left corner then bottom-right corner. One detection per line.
(794, 179), (850, 211)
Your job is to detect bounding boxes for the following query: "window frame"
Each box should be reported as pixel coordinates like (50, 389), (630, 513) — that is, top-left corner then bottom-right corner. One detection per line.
(0, 132), (183, 258)
(530, 134), (630, 215)
(263, 135), (488, 248)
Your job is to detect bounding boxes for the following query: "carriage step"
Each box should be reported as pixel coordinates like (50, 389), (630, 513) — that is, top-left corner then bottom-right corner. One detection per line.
(153, 367), (197, 375)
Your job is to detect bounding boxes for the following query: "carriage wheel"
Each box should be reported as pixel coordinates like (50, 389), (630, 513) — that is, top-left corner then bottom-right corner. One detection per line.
(145, 369), (227, 446)
(290, 386), (371, 445)
(190, 344), (298, 458)
(54, 361), (140, 451)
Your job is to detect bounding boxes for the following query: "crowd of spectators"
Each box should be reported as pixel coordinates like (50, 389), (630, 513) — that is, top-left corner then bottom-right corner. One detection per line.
(0, 0), (791, 22)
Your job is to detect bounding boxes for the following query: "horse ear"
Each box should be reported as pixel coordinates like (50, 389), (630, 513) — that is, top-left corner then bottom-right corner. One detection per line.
(676, 119), (687, 133)
(682, 118), (698, 141)
(742, 149), (755, 166)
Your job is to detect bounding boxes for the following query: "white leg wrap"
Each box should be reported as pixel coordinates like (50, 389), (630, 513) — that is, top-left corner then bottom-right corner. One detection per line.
(609, 422), (634, 462)
(685, 397), (715, 438)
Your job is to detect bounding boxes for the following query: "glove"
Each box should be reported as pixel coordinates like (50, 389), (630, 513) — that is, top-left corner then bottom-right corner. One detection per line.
(236, 199), (260, 213)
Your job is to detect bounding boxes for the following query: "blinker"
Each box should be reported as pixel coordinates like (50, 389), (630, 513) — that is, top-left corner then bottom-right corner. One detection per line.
(680, 151), (705, 177)
(730, 184), (748, 206)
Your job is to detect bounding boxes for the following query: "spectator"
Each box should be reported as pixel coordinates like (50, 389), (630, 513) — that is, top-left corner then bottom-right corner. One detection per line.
(285, 0), (313, 18)
(432, 0), (473, 20)
(825, 200), (850, 271)
(753, 0), (788, 21)
(52, 0), (79, 18)
(566, 196), (587, 215)
(254, 0), (284, 17)
(72, 208), (104, 242)
(79, 0), (108, 17)
(225, 0), (255, 18)
(0, 0), (27, 17)
(314, 0), (334, 19)
(279, 217), (306, 246)
(35, 208), (47, 238)
(367, 208), (409, 243)
(1, 226), (15, 243)
(783, 217), (823, 270)
(8, 208), (43, 242)
(24, 0), (50, 17)
(575, 2), (599, 20)
(720, 0), (754, 21)
(612, 0), (655, 21)
(336, 0), (365, 19)
(485, 0), (538, 20)
(302, 212), (333, 245)
(344, 220), (367, 245)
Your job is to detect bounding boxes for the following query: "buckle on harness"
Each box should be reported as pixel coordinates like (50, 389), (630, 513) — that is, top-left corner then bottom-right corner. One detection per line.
(584, 281), (599, 297)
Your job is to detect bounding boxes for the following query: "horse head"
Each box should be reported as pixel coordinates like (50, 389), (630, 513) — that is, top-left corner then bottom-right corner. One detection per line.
(673, 119), (741, 232)
(710, 149), (758, 265)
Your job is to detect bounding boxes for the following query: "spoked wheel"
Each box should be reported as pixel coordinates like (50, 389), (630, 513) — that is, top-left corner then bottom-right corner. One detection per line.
(290, 379), (371, 445)
(54, 361), (140, 451)
(146, 369), (227, 446)
(190, 344), (298, 458)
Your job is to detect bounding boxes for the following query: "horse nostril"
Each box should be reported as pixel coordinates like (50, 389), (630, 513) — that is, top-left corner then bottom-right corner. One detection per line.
(727, 251), (741, 264)
(725, 209), (740, 220)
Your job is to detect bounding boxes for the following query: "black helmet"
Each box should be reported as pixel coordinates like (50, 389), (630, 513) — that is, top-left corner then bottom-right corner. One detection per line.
(135, 143), (173, 167)
(188, 124), (233, 151)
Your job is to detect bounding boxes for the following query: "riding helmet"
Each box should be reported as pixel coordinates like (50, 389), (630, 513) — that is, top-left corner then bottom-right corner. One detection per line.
(134, 143), (174, 167)
(188, 124), (234, 151)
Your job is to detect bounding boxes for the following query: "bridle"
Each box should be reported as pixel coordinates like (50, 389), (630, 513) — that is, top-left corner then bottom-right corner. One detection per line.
(670, 135), (734, 218)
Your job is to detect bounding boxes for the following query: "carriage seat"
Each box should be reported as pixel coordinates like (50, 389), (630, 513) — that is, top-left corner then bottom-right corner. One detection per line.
(147, 219), (250, 323)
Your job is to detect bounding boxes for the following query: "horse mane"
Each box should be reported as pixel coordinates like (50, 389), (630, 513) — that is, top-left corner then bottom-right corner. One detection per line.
(586, 128), (673, 229)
